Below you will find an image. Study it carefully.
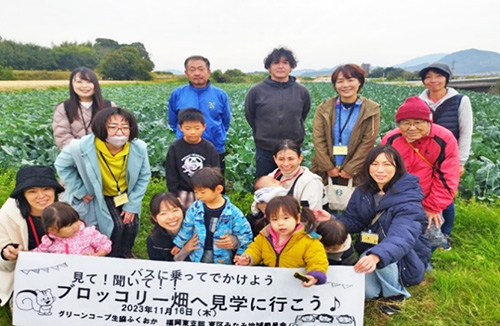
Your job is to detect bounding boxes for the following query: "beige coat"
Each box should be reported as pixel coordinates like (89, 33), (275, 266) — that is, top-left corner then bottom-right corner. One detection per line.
(0, 198), (28, 306)
(52, 101), (115, 149)
(311, 96), (380, 185)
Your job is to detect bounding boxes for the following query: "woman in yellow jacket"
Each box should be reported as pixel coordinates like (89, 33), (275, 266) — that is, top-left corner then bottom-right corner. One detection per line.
(234, 196), (328, 287)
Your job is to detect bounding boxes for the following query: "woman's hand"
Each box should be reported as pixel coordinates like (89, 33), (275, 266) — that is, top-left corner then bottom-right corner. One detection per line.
(92, 249), (109, 257)
(313, 209), (332, 222)
(354, 254), (380, 274)
(171, 246), (181, 256)
(459, 165), (465, 177)
(327, 168), (340, 177)
(233, 255), (250, 266)
(82, 194), (94, 203)
(2, 244), (23, 261)
(184, 234), (200, 252)
(339, 170), (352, 179)
(215, 234), (237, 250)
(121, 210), (136, 224)
(302, 274), (318, 288)
(425, 211), (442, 229)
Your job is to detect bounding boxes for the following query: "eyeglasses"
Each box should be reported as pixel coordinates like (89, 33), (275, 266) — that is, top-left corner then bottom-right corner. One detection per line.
(399, 120), (428, 129)
(107, 125), (130, 133)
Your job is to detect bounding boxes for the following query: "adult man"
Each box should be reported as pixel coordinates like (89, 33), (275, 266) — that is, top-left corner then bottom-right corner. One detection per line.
(245, 47), (311, 177)
(168, 55), (231, 173)
(381, 96), (460, 249)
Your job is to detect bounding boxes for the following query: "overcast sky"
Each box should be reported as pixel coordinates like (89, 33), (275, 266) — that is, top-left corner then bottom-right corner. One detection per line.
(1, 0), (499, 72)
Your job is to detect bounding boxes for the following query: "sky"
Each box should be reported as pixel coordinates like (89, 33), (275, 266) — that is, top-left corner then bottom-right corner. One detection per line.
(1, 0), (499, 73)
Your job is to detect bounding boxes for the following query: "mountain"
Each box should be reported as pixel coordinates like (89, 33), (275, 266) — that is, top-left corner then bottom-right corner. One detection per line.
(398, 49), (500, 75)
(394, 53), (447, 69)
(293, 67), (338, 77)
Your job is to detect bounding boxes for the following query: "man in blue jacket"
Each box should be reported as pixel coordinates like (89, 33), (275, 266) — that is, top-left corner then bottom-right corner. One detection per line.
(168, 55), (231, 174)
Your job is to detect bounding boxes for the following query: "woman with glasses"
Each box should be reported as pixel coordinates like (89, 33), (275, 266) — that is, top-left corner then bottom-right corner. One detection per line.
(55, 107), (151, 258)
(52, 67), (116, 149)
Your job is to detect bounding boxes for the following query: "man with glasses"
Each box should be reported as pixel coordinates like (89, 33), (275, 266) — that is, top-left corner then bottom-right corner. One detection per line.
(381, 96), (459, 253)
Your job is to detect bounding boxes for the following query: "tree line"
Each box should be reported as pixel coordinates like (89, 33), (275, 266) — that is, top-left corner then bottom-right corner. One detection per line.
(0, 37), (154, 80)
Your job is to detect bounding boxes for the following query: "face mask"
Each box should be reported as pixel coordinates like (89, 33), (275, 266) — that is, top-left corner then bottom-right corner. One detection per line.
(106, 135), (129, 147)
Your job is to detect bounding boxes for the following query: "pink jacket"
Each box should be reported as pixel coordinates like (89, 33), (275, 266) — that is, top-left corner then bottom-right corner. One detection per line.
(381, 123), (459, 214)
(32, 221), (112, 255)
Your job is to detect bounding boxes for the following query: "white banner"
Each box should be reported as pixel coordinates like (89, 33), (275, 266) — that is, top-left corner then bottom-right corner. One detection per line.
(13, 252), (364, 325)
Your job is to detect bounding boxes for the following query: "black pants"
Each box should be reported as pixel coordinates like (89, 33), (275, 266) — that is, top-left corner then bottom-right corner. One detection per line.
(104, 196), (139, 258)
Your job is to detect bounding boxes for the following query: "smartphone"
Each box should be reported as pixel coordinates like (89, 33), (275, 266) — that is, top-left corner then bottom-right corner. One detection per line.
(11, 243), (19, 249)
(293, 272), (309, 282)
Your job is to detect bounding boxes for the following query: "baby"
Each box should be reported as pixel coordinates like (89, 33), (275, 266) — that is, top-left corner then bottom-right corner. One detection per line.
(315, 218), (357, 266)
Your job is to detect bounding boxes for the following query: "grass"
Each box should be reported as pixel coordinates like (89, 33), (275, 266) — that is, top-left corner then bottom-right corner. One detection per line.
(1, 176), (499, 325)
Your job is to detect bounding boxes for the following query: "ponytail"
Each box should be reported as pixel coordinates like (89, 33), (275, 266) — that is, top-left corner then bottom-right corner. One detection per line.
(300, 206), (317, 234)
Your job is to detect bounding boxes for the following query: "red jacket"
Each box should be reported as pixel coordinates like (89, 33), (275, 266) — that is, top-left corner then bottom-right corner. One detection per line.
(381, 124), (459, 214)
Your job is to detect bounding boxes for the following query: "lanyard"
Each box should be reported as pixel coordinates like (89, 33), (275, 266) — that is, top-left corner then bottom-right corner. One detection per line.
(336, 99), (359, 143)
(28, 216), (41, 247)
(100, 152), (127, 194)
(79, 105), (90, 135)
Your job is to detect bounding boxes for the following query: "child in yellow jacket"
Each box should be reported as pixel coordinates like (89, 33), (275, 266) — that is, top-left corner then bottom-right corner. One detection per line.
(234, 196), (328, 287)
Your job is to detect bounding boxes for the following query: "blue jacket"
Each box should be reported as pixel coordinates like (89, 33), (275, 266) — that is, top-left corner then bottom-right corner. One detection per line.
(55, 134), (151, 237)
(173, 196), (253, 264)
(338, 172), (431, 286)
(168, 82), (231, 154)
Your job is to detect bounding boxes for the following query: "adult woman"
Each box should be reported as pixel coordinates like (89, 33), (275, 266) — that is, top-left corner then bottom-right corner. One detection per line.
(312, 64), (380, 186)
(269, 139), (325, 210)
(335, 145), (430, 313)
(53, 66), (116, 149)
(418, 62), (473, 250)
(0, 166), (64, 307)
(55, 107), (151, 258)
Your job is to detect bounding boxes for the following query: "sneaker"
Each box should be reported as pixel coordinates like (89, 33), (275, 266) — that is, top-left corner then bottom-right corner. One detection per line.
(440, 235), (452, 251)
(380, 295), (405, 315)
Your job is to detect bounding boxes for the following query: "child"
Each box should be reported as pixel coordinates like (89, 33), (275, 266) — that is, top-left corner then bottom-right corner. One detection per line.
(147, 192), (199, 261)
(247, 175), (288, 236)
(235, 196), (328, 287)
(173, 167), (253, 264)
(165, 108), (220, 209)
(316, 219), (357, 266)
(32, 202), (111, 256)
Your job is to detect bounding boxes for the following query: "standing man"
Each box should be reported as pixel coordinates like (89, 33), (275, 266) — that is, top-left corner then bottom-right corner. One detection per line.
(168, 55), (231, 174)
(245, 47), (311, 177)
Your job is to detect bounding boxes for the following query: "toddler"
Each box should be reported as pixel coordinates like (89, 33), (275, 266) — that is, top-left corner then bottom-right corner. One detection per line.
(33, 202), (111, 256)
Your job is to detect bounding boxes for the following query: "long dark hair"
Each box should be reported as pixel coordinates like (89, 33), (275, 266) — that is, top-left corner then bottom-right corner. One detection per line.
(265, 196), (317, 233)
(65, 67), (105, 123)
(273, 139), (302, 157)
(359, 145), (406, 193)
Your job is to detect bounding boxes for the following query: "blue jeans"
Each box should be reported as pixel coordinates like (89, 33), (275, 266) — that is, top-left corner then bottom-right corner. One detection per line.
(441, 201), (455, 236)
(255, 147), (277, 177)
(361, 253), (410, 299)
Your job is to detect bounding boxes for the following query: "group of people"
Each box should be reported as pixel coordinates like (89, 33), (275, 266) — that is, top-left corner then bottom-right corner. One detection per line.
(0, 47), (472, 316)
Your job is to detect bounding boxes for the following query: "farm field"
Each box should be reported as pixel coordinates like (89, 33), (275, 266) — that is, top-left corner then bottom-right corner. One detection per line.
(1, 82), (500, 325)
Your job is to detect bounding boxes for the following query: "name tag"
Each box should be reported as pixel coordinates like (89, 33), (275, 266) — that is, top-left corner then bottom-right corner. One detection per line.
(113, 193), (129, 207)
(360, 231), (379, 245)
(333, 145), (348, 155)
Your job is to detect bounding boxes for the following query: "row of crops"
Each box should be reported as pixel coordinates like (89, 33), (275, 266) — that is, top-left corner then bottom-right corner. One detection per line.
(0, 82), (499, 201)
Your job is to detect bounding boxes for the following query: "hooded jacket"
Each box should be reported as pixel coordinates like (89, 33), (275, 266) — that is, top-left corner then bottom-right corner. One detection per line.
(338, 172), (431, 286)
(243, 224), (328, 284)
(168, 82), (231, 154)
(245, 76), (311, 152)
(311, 96), (380, 185)
(381, 123), (459, 214)
(173, 196), (253, 264)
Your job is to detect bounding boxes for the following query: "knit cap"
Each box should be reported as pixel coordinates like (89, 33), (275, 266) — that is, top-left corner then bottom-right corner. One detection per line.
(395, 96), (433, 123)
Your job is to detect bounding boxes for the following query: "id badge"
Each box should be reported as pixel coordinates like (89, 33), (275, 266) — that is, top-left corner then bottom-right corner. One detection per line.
(360, 231), (379, 245)
(333, 145), (348, 155)
(113, 193), (129, 207)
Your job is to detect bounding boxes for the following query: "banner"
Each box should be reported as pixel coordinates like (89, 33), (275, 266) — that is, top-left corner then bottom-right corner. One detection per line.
(13, 252), (364, 325)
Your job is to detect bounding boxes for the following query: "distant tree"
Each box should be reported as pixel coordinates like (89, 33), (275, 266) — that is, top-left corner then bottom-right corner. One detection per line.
(0, 64), (15, 80)
(53, 42), (98, 70)
(129, 42), (151, 61)
(211, 69), (227, 83)
(0, 38), (57, 70)
(94, 38), (120, 50)
(98, 46), (154, 80)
